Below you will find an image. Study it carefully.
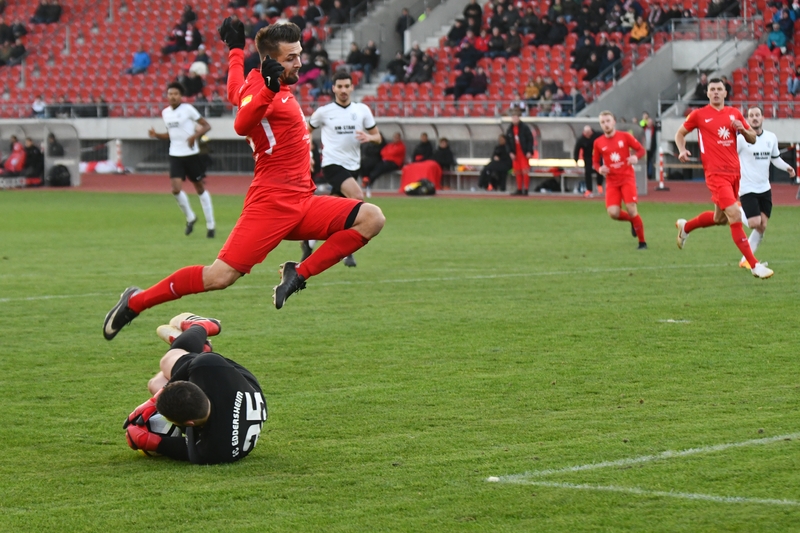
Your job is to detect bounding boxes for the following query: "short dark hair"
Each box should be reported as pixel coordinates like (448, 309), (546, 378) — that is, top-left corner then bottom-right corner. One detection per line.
(708, 77), (724, 86)
(255, 22), (301, 60)
(167, 81), (185, 95)
(332, 70), (352, 84)
(156, 381), (210, 425)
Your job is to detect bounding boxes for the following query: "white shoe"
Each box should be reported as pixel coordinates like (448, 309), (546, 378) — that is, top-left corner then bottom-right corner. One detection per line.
(169, 312), (195, 329)
(675, 219), (688, 249)
(365, 186), (372, 199)
(156, 324), (183, 344)
(751, 262), (774, 279)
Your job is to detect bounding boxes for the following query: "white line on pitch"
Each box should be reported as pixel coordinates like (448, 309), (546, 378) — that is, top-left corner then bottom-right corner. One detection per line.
(1, 260), (795, 304)
(504, 481), (800, 507)
(494, 433), (800, 483)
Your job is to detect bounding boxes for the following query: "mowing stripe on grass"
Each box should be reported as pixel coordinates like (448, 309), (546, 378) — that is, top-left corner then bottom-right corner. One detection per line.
(494, 432), (800, 482)
(2, 261), (791, 304)
(510, 481), (800, 507)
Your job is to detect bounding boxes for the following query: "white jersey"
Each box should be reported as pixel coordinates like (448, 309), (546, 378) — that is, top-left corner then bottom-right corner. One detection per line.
(162, 103), (202, 157)
(737, 130), (783, 195)
(308, 101), (376, 171)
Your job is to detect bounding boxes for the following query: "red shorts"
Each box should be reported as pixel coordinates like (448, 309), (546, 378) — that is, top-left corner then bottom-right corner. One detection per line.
(705, 172), (739, 209)
(513, 149), (529, 173)
(605, 179), (638, 208)
(218, 187), (361, 274)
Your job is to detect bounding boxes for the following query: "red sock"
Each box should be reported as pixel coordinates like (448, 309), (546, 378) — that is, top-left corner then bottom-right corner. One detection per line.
(632, 214), (645, 243)
(684, 211), (716, 233)
(730, 222), (758, 267)
(520, 171), (529, 190)
(296, 229), (368, 278)
(128, 265), (205, 313)
(616, 211), (632, 222)
(516, 172), (524, 191)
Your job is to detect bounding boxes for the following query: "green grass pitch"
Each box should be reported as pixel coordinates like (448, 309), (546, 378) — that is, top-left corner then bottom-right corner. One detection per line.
(1, 190), (799, 532)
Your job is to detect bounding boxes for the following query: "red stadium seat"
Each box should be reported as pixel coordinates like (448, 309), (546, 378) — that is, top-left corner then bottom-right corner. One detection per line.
(777, 103), (792, 118)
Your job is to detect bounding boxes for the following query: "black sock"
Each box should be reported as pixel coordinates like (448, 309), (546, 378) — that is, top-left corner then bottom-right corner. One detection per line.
(170, 325), (208, 353)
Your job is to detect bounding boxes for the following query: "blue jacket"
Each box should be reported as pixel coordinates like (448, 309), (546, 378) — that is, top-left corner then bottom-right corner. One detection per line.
(132, 51), (151, 70)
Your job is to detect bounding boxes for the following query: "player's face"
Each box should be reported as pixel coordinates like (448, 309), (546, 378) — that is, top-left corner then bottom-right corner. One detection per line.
(167, 88), (182, 107)
(332, 79), (353, 104)
(747, 108), (763, 130)
(274, 41), (303, 85)
(707, 82), (726, 105)
(599, 114), (615, 134)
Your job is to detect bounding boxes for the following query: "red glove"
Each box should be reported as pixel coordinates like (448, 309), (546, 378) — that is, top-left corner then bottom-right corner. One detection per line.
(122, 396), (158, 429)
(125, 424), (162, 455)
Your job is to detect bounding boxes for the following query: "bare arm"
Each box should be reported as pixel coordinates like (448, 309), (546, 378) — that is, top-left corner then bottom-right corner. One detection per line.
(148, 127), (170, 140)
(356, 125), (382, 144)
(675, 125), (692, 162)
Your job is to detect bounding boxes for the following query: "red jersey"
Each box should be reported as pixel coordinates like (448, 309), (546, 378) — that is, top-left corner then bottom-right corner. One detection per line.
(591, 130), (645, 182)
(227, 49), (314, 193)
(380, 141), (406, 167)
(682, 105), (749, 174)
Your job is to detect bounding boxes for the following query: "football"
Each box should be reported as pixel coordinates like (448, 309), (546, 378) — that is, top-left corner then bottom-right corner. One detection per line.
(146, 413), (183, 439)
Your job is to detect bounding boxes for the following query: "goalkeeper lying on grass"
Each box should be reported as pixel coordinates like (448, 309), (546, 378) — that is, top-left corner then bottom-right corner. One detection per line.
(123, 314), (267, 464)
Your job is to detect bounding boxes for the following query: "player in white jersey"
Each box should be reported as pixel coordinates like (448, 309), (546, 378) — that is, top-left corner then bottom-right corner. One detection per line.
(303, 71), (382, 266)
(149, 82), (216, 238)
(736, 105), (796, 268)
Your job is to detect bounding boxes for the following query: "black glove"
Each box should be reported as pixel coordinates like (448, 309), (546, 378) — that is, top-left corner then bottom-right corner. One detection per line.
(218, 16), (245, 50)
(261, 55), (284, 93)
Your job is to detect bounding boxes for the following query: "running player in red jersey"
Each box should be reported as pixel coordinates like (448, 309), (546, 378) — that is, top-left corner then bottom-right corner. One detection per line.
(103, 20), (386, 340)
(592, 111), (648, 249)
(674, 78), (773, 279)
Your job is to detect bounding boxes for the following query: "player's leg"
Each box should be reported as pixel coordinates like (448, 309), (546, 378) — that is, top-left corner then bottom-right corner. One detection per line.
(738, 192), (761, 267)
(190, 158), (215, 238)
(337, 176), (364, 267)
(621, 181), (645, 246)
(676, 181), (728, 249)
(170, 157), (197, 235)
(605, 183), (629, 221)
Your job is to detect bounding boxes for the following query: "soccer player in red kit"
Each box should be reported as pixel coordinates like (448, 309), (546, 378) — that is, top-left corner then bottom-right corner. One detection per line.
(674, 78), (773, 279)
(592, 111), (648, 249)
(103, 20), (386, 340)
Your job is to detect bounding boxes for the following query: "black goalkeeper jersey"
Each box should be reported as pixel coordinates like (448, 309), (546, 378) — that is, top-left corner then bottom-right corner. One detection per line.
(157, 352), (267, 464)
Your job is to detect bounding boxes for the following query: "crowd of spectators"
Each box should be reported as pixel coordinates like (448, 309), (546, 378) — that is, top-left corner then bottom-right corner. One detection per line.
(30, 0), (61, 24)
(0, 14), (27, 68)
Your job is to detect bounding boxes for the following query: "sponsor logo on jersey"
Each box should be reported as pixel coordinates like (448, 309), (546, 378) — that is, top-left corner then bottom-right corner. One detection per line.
(240, 94), (253, 107)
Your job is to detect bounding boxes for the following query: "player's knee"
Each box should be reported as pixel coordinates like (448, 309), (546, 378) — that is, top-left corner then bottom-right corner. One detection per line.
(202, 266), (241, 291)
(357, 203), (385, 238)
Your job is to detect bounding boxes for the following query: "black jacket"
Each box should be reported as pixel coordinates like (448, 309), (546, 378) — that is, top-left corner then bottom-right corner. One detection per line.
(433, 146), (457, 171)
(412, 140), (433, 162)
(505, 122), (534, 155)
(573, 130), (601, 162)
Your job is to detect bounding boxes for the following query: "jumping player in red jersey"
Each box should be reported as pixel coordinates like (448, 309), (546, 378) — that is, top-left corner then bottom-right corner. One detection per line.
(674, 78), (773, 279)
(592, 111), (648, 249)
(102, 20), (386, 340)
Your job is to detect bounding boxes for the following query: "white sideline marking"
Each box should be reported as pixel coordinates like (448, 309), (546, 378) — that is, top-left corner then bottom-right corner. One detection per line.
(658, 319), (692, 323)
(498, 433), (800, 481)
(0, 260), (795, 304)
(514, 481), (800, 507)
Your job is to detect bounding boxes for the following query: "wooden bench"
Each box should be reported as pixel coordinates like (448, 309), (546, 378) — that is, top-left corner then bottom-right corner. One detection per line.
(442, 158), (586, 193)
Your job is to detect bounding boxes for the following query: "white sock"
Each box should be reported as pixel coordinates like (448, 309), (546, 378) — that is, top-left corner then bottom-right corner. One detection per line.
(739, 207), (749, 228)
(748, 229), (763, 253)
(198, 191), (215, 229)
(308, 239), (317, 248)
(174, 191), (195, 222)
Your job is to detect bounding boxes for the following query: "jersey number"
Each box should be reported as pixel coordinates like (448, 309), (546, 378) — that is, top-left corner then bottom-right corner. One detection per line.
(261, 119), (277, 155)
(243, 391), (266, 452)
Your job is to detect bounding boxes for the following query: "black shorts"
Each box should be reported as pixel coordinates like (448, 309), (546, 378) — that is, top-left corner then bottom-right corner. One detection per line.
(321, 164), (358, 196)
(740, 190), (772, 219)
(169, 154), (206, 182)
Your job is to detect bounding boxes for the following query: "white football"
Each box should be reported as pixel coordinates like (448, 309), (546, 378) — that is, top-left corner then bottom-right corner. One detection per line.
(146, 413), (183, 438)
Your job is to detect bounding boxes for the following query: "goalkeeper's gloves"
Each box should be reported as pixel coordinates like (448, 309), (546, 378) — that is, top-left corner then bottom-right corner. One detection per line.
(125, 424), (162, 454)
(122, 391), (162, 429)
(261, 56), (284, 93)
(218, 16), (245, 51)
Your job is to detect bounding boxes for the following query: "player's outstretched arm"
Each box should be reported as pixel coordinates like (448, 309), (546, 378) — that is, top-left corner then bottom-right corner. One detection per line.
(219, 17), (247, 104)
(675, 126), (692, 162)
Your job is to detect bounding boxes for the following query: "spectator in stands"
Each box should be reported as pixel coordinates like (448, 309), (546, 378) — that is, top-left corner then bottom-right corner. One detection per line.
(602, 4), (623, 32)
(31, 95), (46, 118)
(788, 64), (800, 95)
(7, 37), (24, 66)
(463, 0), (482, 24)
(465, 15), (481, 36)
(537, 89), (554, 116)
(455, 40), (481, 70)
(362, 41), (380, 84)
(162, 24), (185, 55)
(405, 41), (423, 61)
(23, 138), (43, 178)
(583, 51), (601, 81)
(523, 78), (541, 104)
(183, 22), (202, 52)
(629, 16), (650, 43)
(705, 0), (734, 18)
(546, 15), (569, 45)
(446, 67), (474, 100)
(46, 133), (64, 157)
(189, 56), (209, 78)
(464, 65), (488, 98)
(519, 6), (540, 35)
(447, 19), (467, 47)
(403, 54), (422, 83)
(193, 43), (210, 65)
(541, 74), (558, 95)
(473, 29), (488, 54)
(548, 0), (564, 21)
(328, 0), (349, 26)
(432, 137), (456, 172)
(311, 42), (329, 62)
(180, 4), (197, 25)
(251, 12), (270, 39)
(309, 55), (332, 98)
(53, 94), (71, 118)
(93, 95), (108, 118)
(415, 52), (434, 83)
(571, 36), (595, 70)
(692, 73), (709, 103)
(599, 49), (620, 82)
(505, 26), (522, 57)
(478, 134), (511, 191)
(486, 27), (506, 59)
(573, 5), (592, 34)
(0, 41), (10, 66)
(125, 46), (151, 75)
(382, 51), (407, 83)
(0, 17), (10, 44)
(501, 3), (520, 30)
(345, 41), (365, 72)
(490, 4), (509, 33)
(412, 132), (433, 162)
(305, 0), (324, 26)
(551, 88), (566, 116)
(367, 132), (405, 187)
(767, 23), (787, 55)
(31, 0), (61, 24)
(178, 70), (204, 97)
(777, 9), (794, 42)
(395, 8), (415, 38)
(621, 6), (637, 32)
